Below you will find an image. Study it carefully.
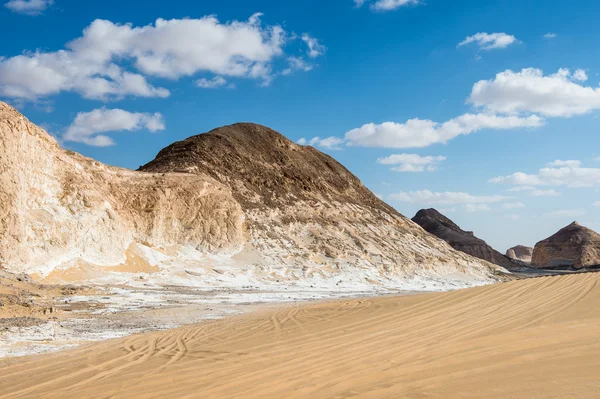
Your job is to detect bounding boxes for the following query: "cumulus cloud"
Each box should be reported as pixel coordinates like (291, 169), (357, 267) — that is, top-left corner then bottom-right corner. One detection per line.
(547, 159), (582, 168)
(63, 108), (165, 147)
(4, 0), (52, 15)
(195, 76), (229, 89)
(594, 201), (600, 207)
(490, 160), (600, 188)
(464, 204), (492, 213)
(297, 136), (344, 150)
(389, 190), (508, 205)
(502, 202), (526, 209)
(377, 153), (446, 172)
(354, 0), (421, 11)
(345, 113), (543, 148)
(505, 214), (520, 220)
(469, 68), (600, 117)
(530, 189), (561, 197)
(0, 14), (322, 101)
(544, 209), (586, 218)
(301, 34), (326, 58)
(282, 57), (314, 76)
(543, 33), (557, 39)
(506, 185), (535, 192)
(458, 32), (518, 50)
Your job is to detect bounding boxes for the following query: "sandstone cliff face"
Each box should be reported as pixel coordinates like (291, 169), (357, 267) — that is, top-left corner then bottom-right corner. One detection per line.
(412, 209), (518, 270)
(139, 124), (502, 284)
(506, 246), (533, 264)
(0, 102), (244, 275)
(532, 222), (600, 269)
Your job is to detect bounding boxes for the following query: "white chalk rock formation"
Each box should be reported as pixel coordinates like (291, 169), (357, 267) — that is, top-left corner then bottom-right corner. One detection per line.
(0, 102), (244, 275)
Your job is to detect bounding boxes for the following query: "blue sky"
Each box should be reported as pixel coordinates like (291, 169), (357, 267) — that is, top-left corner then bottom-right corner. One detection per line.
(1, 0), (600, 252)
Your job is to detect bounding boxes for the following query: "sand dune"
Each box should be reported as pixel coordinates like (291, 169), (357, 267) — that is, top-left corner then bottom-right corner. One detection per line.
(2, 273), (600, 398)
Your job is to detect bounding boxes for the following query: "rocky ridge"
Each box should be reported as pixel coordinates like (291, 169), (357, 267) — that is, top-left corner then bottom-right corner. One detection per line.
(139, 123), (502, 286)
(0, 101), (243, 277)
(0, 102), (501, 288)
(532, 222), (600, 269)
(506, 246), (533, 264)
(412, 209), (518, 270)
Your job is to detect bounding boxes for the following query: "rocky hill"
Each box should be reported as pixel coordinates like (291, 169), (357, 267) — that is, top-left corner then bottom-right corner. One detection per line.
(506, 246), (533, 264)
(412, 209), (518, 270)
(139, 123), (502, 287)
(0, 102), (501, 289)
(532, 222), (600, 269)
(0, 102), (244, 277)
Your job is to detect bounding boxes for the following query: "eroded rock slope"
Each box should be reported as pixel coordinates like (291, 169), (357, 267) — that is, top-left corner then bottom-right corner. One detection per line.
(532, 222), (600, 269)
(412, 209), (518, 270)
(0, 103), (501, 288)
(0, 102), (243, 276)
(140, 123), (502, 286)
(506, 246), (533, 264)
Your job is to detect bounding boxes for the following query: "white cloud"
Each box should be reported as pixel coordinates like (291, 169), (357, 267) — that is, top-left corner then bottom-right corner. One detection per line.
(543, 33), (557, 39)
(389, 190), (508, 205)
(464, 204), (492, 213)
(301, 34), (326, 58)
(547, 159), (582, 168)
(469, 68), (600, 117)
(282, 57), (313, 76)
(345, 113), (543, 148)
(0, 14), (322, 101)
(593, 201), (600, 207)
(298, 136), (344, 150)
(507, 185), (535, 192)
(544, 209), (586, 218)
(63, 108), (165, 147)
(490, 160), (600, 188)
(573, 69), (588, 82)
(530, 189), (561, 197)
(502, 202), (526, 209)
(354, 0), (421, 11)
(505, 214), (520, 220)
(195, 76), (229, 89)
(377, 153), (446, 172)
(458, 32), (518, 50)
(4, 0), (52, 15)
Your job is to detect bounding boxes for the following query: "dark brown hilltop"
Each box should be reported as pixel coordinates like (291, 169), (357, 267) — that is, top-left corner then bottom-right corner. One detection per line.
(140, 123), (393, 212)
(532, 222), (600, 269)
(412, 208), (518, 270)
(140, 123), (501, 281)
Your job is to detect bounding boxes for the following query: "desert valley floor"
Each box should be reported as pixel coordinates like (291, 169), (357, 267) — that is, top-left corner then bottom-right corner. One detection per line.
(1, 272), (599, 398)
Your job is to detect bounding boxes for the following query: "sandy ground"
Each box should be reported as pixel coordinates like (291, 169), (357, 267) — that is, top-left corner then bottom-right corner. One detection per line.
(1, 273), (600, 398)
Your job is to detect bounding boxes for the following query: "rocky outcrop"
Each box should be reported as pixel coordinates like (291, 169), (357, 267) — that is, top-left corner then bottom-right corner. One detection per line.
(412, 209), (518, 270)
(506, 246), (533, 264)
(532, 222), (600, 269)
(140, 123), (502, 284)
(0, 102), (501, 287)
(0, 102), (244, 275)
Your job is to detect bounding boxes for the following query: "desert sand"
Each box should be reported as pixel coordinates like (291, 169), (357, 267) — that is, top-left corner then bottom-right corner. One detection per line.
(2, 272), (600, 398)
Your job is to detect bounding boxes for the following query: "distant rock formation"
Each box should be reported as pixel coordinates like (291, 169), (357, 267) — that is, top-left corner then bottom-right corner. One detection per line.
(506, 246), (533, 264)
(0, 102), (500, 287)
(412, 209), (517, 270)
(532, 222), (600, 269)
